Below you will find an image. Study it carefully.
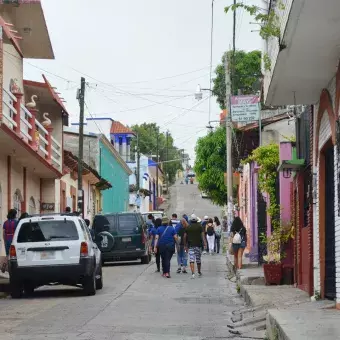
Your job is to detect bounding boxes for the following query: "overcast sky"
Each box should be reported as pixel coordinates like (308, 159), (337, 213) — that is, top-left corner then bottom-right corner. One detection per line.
(24, 0), (262, 164)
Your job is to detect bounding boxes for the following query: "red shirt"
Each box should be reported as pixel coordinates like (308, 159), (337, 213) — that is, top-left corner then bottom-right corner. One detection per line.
(3, 219), (17, 241)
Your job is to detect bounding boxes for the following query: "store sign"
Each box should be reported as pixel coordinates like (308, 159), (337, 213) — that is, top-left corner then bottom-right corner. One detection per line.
(231, 95), (260, 122)
(41, 203), (55, 211)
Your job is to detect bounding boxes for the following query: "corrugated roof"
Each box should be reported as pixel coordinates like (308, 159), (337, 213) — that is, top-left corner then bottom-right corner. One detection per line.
(110, 121), (136, 135)
(238, 113), (289, 132)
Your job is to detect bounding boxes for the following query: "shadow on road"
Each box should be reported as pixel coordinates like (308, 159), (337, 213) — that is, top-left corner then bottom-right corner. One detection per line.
(103, 260), (142, 267)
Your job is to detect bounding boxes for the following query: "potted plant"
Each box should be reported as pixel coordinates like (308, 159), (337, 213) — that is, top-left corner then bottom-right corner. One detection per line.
(262, 222), (294, 285)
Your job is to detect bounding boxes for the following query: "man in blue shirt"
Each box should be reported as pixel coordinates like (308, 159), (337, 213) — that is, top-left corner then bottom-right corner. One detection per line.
(154, 217), (178, 278)
(149, 218), (162, 272)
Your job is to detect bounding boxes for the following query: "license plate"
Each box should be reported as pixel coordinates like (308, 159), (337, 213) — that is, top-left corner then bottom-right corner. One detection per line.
(122, 237), (131, 242)
(40, 251), (55, 260)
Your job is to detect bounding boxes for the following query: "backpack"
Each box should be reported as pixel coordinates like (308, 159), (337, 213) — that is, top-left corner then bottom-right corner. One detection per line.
(207, 225), (214, 236)
(232, 231), (242, 244)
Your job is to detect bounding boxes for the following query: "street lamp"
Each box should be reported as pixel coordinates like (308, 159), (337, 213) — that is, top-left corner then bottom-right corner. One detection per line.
(195, 84), (213, 101)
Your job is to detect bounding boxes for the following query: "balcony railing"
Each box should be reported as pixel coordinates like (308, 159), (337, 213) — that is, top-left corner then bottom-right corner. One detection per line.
(263, 0), (293, 97)
(2, 88), (62, 172)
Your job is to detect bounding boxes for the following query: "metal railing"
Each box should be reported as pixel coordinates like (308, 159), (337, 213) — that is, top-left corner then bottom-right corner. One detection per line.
(2, 89), (62, 171)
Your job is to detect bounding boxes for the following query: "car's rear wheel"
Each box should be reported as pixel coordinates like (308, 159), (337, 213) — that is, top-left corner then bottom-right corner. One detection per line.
(83, 271), (96, 296)
(141, 254), (150, 264)
(24, 282), (35, 297)
(96, 265), (103, 290)
(10, 280), (23, 299)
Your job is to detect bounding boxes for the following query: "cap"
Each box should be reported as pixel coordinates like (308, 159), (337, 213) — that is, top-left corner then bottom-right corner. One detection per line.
(162, 216), (169, 225)
(190, 214), (198, 221)
(204, 215), (209, 220)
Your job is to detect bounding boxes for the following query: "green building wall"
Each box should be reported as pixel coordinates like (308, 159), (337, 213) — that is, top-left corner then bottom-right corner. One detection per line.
(99, 140), (129, 213)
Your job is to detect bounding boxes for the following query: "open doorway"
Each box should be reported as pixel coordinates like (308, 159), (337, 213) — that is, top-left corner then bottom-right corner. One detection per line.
(324, 146), (336, 299)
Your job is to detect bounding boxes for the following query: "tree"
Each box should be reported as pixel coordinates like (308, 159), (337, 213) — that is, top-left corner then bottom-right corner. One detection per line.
(194, 127), (227, 206)
(130, 123), (182, 186)
(212, 50), (262, 109)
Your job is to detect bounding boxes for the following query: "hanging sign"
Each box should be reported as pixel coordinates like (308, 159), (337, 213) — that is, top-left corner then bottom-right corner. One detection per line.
(231, 95), (260, 122)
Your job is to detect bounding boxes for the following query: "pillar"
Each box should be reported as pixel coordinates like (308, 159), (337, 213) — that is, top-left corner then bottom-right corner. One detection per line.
(28, 108), (38, 150)
(46, 126), (53, 163)
(13, 92), (23, 134)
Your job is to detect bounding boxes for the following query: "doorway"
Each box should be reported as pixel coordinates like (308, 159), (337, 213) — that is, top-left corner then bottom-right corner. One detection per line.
(324, 147), (336, 299)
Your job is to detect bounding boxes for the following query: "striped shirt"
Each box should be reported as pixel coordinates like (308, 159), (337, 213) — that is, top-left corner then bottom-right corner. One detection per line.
(3, 219), (17, 241)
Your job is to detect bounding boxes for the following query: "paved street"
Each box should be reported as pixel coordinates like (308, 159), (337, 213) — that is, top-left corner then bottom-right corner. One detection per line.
(1, 182), (247, 340)
(169, 179), (222, 219)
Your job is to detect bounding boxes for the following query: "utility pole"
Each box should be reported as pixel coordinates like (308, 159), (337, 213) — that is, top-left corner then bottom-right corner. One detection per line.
(136, 133), (140, 190)
(166, 130), (169, 193)
(225, 55), (233, 228)
(77, 77), (85, 216)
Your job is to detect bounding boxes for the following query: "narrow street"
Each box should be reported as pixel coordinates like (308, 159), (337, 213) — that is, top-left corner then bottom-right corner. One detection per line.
(0, 182), (247, 340)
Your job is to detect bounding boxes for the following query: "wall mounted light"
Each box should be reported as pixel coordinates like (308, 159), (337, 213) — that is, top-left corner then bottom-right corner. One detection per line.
(283, 168), (292, 179)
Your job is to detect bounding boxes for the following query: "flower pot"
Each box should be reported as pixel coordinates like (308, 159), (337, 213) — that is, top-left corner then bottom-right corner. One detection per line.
(263, 263), (282, 285)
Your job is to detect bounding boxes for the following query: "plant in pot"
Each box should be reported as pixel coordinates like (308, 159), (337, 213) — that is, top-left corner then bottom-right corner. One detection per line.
(261, 221), (294, 285)
(262, 228), (283, 285)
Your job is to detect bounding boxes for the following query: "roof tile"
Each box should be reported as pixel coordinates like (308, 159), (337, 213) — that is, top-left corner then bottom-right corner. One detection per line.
(110, 121), (135, 135)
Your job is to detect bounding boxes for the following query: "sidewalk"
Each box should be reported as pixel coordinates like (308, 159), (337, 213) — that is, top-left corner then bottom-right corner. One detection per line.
(226, 254), (340, 340)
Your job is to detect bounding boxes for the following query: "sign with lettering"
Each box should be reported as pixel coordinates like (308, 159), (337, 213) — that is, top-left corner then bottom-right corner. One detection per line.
(41, 203), (55, 211)
(230, 95), (260, 122)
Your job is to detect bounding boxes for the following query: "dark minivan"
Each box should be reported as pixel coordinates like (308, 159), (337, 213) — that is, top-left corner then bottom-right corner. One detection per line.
(92, 212), (151, 264)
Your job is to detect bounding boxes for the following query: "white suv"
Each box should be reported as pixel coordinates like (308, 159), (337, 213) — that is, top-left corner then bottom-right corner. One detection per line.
(8, 214), (103, 298)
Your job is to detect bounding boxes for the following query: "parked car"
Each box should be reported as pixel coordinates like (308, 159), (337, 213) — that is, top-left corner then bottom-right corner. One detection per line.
(92, 212), (151, 265)
(8, 214), (103, 298)
(141, 211), (164, 222)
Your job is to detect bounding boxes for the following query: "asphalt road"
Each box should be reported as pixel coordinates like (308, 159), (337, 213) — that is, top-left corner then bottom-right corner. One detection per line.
(169, 180), (222, 220)
(1, 182), (247, 340)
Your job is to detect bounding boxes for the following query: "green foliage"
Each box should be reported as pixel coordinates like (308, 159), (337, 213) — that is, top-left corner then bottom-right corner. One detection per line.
(212, 50), (262, 109)
(225, 2), (286, 73)
(194, 127), (239, 206)
(194, 127), (227, 206)
(130, 123), (182, 185)
(225, 3), (283, 41)
(263, 53), (271, 72)
(244, 144), (294, 263)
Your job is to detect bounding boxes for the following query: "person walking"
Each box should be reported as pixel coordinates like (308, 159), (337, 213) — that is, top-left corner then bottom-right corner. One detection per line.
(214, 216), (222, 254)
(206, 218), (215, 255)
(170, 213), (180, 228)
(154, 217), (178, 278)
(150, 218), (162, 272)
(184, 214), (206, 279)
(175, 216), (189, 273)
(201, 215), (209, 254)
(1, 209), (18, 273)
(230, 216), (247, 269)
(19, 212), (29, 221)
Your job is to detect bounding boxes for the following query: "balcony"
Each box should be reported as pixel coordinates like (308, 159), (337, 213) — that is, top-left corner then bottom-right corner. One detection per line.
(263, 0), (340, 106)
(0, 88), (62, 177)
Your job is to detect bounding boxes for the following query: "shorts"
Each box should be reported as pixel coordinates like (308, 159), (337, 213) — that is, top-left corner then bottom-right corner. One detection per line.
(189, 247), (201, 264)
(232, 241), (246, 251)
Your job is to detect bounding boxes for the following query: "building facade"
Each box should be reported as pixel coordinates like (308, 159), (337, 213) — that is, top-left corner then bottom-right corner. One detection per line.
(262, 0), (340, 307)
(0, 2), (66, 225)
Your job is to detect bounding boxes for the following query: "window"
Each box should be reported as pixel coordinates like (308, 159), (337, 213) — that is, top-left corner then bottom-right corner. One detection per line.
(118, 214), (139, 233)
(93, 215), (116, 233)
(17, 220), (79, 243)
(29, 197), (36, 215)
(13, 189), (22, 217)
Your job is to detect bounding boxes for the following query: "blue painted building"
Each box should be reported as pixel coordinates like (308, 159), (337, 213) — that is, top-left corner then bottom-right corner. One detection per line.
(99, 137), (132, 213)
